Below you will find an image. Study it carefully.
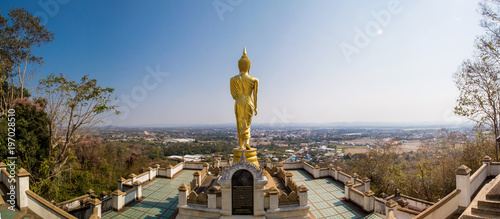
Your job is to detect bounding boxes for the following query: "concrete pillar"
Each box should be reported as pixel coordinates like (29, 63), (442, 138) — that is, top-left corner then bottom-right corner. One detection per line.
(154, 164), (160, 177)
(298, 185), (309, 206)
(215, 158), (221, 168)
(364, 190), (374, 212)
(482, 156), (492, 176)
(219, 180), (231, 216)
(351, 173), (358, 184)
(193, 171), (201, 185)
(285, 171), (293, 186)
(16, 168), (30, 209)
(100, 191), (108, 199)
(269, 187), (279, 210)
(335, 167), (342, 181)
(128, 173), (137, 184)
(166, 165), (173, 178)
(363, 177), (371, 192)
(133, 181), (142, 200)
(314, 165), (320, 179)
(87, 189), (95, 198)
(266, 158), (272, 168)
(345, 181), (354, 200)
(254, 179), (268, 216)
(111, 190), (125, 211)
(385, 199), (398, 217)
(207, 186), (218, 209)
(147, 167), (154, 181)
(178, 184), (188, 207)
(455, 165), (472, 208)
(329, 164), (335, 177)
(117, 177), (125, 191)
(89, 198), (102, 218)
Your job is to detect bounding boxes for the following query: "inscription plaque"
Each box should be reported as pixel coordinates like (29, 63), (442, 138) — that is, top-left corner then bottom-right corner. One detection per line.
(232, 169), (254, 215)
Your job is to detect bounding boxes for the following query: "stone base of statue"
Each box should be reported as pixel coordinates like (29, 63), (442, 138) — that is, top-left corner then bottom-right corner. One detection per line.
(233, 148), (259, 167)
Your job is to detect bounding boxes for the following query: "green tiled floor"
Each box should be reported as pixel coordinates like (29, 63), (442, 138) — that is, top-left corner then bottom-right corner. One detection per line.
(0, 208), (19, 219)
(102, 170), (195, 219)
(290, 170), (382, 219)
(103, 169), (383, 219)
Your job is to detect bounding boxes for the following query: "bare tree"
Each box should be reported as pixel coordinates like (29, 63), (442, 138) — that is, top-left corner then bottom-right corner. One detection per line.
(454, 0), (500, 160)
(36, 73), (119, 180)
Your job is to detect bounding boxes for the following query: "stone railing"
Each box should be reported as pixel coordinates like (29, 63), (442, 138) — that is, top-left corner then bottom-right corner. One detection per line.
(184, 161), (205, 170)
(277, 191), (299, 206)
(208, 166), (222, 176)
(349, 187), (364, 207)
(26, 190), (78, 219)
(374, 197), (386, 214)
(111, 181), (143, 211)
(56, 193), (92, 211)
(162, 162), (185, 178)
(187, 191), (208, 205)
(136, 171), (149, 183)
(413, 189), (461, 219)
(124, 188), (137, 205)
(470, 163), (488, 197)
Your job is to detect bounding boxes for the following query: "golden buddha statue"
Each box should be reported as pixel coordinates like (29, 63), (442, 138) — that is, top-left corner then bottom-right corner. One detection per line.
(230, 47), (259, 150)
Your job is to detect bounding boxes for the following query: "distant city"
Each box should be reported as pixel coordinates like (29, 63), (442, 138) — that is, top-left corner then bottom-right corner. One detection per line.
(94, 125), (472, 165)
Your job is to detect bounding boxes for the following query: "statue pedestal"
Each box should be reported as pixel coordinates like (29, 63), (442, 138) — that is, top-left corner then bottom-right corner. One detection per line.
(233, 148), (259, 167)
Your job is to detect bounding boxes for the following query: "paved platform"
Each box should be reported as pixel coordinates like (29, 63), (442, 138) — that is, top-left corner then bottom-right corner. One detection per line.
(290, 170), (382, 219)
(103, 169), (383, 219)
(103, 170), (195, 219)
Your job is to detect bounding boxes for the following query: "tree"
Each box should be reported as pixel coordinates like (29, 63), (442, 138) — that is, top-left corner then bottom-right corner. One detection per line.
(454, 0), (500, 160)
(0, 97), (50, 175)
(0, 7), (54, 117)
(36, 73), (119, 181)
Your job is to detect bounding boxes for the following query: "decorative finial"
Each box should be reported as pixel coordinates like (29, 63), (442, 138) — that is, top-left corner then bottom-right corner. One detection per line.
(243, 47), (247, 55)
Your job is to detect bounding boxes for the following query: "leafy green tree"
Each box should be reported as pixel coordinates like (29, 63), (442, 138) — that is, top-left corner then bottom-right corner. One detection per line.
(0, 7), (54, 116)
(0, 97), (50, 177)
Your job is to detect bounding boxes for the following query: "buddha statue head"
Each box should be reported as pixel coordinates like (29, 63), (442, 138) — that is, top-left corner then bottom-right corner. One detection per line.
(238, 47), (251, 73)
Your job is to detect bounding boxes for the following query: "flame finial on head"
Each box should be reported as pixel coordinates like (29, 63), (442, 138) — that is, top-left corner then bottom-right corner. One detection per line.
(238, 47), (251, 73)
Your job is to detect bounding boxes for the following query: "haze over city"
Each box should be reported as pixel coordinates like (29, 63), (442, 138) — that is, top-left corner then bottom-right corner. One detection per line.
(1, 0), (481, 127)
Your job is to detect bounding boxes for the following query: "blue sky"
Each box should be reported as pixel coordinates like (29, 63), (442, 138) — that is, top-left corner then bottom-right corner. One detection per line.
(1, 0), (483, 126)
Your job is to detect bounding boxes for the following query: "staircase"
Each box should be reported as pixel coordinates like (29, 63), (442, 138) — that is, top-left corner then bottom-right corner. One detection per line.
(460, 175), (500, 219)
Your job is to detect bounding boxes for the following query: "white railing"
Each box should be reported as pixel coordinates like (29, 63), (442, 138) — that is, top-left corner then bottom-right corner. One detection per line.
(470, 164), (488, 197)
(319, 168), (329, 177)
(172, 162), (184, 175)
(374, 197), (386, 214)
(338, 172), (351, 183)
(413, 189), (461, 219)
(184, 162), (204, 170)
(1, 169), (12, 189)
(303, 163), (314, 176)
(26, 190), (77, 219)
(350, 188), (364, 207)
(124, 189), (137, 205)
(136, 172), (149, 183)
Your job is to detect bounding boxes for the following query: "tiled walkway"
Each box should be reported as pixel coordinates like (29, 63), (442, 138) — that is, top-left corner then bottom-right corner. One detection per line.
(103, 169), (383, 219)
(290, 170), (382, 219)
(102, 170), (195, 219)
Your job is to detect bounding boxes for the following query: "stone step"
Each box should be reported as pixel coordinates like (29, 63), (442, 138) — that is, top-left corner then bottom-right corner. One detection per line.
(460, 214), (488, 219)
(478, 200), (500, 209)
(485, 180), (500, 201)
(471, 206), (500, 217)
